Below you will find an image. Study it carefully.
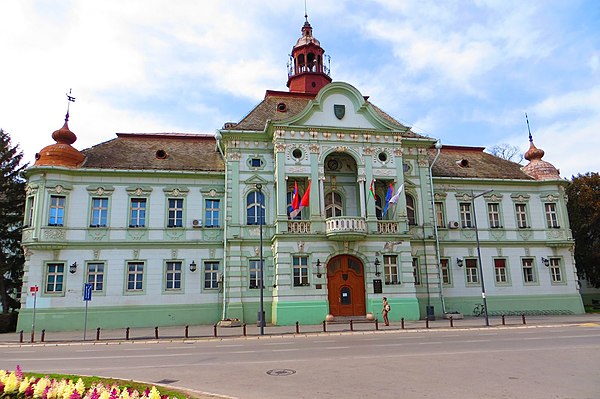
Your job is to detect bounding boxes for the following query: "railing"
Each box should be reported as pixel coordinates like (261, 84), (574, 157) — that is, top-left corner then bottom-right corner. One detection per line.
(377, 221), (398, 234)
(288, 221), (311, 234)
(325, 217), (367, 235)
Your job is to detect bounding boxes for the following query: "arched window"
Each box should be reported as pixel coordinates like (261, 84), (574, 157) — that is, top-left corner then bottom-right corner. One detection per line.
(246, 191), (265, 225)
(325, 191), (343, 218)
(406, 194), (416, 225)
(297, 54), (305, 72)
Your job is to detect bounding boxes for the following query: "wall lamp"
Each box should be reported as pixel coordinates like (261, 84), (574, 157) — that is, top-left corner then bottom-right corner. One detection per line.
(541, 257), (550, 267)
(456, 258), (464, 268)
(189, 261), (197, 272)
(315, 259), (322, 278)
(69, 262), (77, 274)
(374, 258), (381, 276)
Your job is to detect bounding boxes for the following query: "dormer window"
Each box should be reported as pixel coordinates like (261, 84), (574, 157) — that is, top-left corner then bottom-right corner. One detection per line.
(277, 103), (287, 112)
(156, 150), (167, 159)
(457, 159), (469, 168)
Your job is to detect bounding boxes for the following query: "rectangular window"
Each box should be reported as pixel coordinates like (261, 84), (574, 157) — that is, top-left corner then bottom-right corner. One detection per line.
(204, 261), (220, 289)
(168, 198), (184, 227)
(46, 263), (64, 293)
(129, 198), (146, 228)
(127, 262), (144, 291)
(494, 258), (508, 283)
(522, 258), (536, 283)
(545, 203), (559, 228)
(466, 258), (479, 284)
(204, 199), (220, 228)
(550, 258), (563, 283)
(435, 202), (446, 228)
(249, 259), (262, 289)
(441, 258), (451, 285)
(515, 203), (528, 228)
(48, 195), (65, 226)
(165, 261), (182, 290)
(459, 203), (472, 228)
(412, 257), (421, 285)
(384, 255), (399, 285)
(90, 197), (109, 227)
(26, 195), (35, 227)
(487, 203), (501, 228)
(293, 256), (309, 286)
(86, 263), (104, 292)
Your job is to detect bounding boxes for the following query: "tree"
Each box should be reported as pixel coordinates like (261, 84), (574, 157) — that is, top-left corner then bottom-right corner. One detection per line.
(487, 143), (524, 164)
(566, 172), (600, 288)
(0, 128), (27, 325)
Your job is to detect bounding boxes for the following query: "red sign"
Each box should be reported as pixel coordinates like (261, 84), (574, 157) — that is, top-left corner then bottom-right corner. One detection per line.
(30, 286), (39, 293)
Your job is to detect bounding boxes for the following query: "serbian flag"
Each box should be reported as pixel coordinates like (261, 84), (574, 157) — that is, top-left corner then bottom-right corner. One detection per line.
(382, 183), (394, 217)
(290, 180), (310, 219)
(291, 181), (300, 211)
(369, 179), (376, 201)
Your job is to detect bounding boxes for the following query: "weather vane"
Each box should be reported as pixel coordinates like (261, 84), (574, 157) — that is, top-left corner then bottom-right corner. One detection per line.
(525, 112), (533, 143)
(65, 88), (76, 122)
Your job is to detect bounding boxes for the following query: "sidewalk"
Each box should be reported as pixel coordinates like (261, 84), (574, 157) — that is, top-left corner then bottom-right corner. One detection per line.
(2, 313), (599, 346)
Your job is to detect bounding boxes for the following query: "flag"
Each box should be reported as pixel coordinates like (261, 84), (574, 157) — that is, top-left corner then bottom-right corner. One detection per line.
(290, 180), (310, 219)
(369, 179), (376, 201)
(291, 181), (300, 211)
(382, 183), (394, 217)
(389, 184), (404, 204)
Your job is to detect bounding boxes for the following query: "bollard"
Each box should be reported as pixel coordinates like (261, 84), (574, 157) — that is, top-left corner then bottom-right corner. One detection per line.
(401, 318), (405, 330)
(375, 318), (379, 331)
(19, 330), (23, 343)
(41, 329), (45, 342)
(322, 320), (327, 332)
(449, 316), (454, 328)
(350, 319), (354, 331)
(96, 327), (101, 341)
(155, 326), (159, 339)
(295, 321), (300, 334)
(522, 314), (526, 325)
(501, 314), (506, 326)
(30, 330), (35, 343)
(213, 324), (218, 338)
(425, 317), (429, 329)
(243, 323), (247, 336)
(126, 327), (130, 340)
(185, 325), (189, 339)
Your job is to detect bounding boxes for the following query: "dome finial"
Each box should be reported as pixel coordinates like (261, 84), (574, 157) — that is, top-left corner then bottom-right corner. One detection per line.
(525, 112), (533, 143)
(65, 88), (76, 123)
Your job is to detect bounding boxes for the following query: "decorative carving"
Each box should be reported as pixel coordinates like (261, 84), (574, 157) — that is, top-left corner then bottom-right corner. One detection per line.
(96, 187), (105, 195)
(519, 230), (532, 241)
(133, 249), (139, 259)
(55, 185), (64, 194)
(171, 249), (177, 259)
(524, 247), (530, 256)
(335, 146), (348, 153)
(298, 241), (305, 252)
(88, 230), (107, 241)
(230, 152), (242, 160)
(418, 159), (428, 167)
(363, 147), (373, 155)
(323, 132), (332, 139)
(255, 246), (260, 256)
(43, 229), (65, 241)
(210, 248), (216, 258)
(53, 250), (60, 260)
(490, 229), (505, 241)
(394, 148), (404, 156)
(309, 144), (320, 153)
(165, 230), (185, 240)
(275, 143), (286, 153)
(135, 188), (143, 196)
(349, 133), (358, 140)
(128, 230), (145, 241)
(209, 189), (217, 197)
(23, 247), (33, 260)
(93, 250), (100, 260)
(337, 133), (345, 140)
(22, 230), (32, 242)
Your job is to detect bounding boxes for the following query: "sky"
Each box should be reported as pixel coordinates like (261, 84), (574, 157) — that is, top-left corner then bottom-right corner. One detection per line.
(1, 0), (599, 178)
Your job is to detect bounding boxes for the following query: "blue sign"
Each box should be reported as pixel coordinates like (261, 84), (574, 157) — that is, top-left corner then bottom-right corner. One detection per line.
(83, 283), (93, 301)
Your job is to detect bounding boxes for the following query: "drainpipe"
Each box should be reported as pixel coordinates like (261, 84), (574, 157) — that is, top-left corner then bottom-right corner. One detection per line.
(215, 131), (228, 320)
(429, 140), (446, 313)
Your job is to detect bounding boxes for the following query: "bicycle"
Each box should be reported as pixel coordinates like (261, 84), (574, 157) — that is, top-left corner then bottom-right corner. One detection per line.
(472, 303), (486, 317)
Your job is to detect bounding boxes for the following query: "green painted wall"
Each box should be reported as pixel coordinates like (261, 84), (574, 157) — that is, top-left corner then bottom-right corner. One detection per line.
(272, 300), (330, 325)
(443, 294), (585, 316)
(368, 297), (420, 321)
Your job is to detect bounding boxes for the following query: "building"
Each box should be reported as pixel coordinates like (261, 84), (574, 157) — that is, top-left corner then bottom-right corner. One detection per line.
(16, 17), (584, 332)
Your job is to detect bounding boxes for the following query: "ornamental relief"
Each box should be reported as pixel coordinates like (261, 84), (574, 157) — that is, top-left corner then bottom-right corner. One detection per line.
(309, 144), (320, 154)
(229, 152), (242, 160)
(373, 168), (395, 176)
(165, 229), (185, 241)
(362, 147), (374, 155)
(127, 230), (146, 241)
(394, 148), (404, 156)
(203, 229), (222, 240)
(461, 230), (476, 240)
(22, 230), (32, 242)
(275, 143), (286, 153)
(418, 159), (428, 167)
(42, 228), (65, 241)
(518, 230), (532, 241)
(546, 230), (565, 240)
(288, 166), (311, 174)
(490, 230), (505, 241)
(88, 230), (107, 241)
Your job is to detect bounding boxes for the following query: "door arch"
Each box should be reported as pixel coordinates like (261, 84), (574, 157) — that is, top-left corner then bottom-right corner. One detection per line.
(327, 255), (366, 316)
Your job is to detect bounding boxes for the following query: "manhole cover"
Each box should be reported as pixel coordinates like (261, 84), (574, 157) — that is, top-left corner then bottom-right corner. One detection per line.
(266, 369), (296, 376)
(154, 379), (179, 384)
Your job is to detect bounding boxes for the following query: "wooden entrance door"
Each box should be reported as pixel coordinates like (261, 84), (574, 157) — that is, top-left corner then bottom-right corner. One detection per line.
(327, 255), (366, 316)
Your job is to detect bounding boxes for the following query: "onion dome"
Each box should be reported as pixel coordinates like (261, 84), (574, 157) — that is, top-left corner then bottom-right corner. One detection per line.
(34, 113), (85, 168)
(521, 133), (560, 180)
(294, 18), (321, 48)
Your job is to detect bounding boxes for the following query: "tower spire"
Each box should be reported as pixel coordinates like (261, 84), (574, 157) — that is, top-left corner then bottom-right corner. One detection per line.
(525, 112), (533, 143)
(65, 88), (76, 122)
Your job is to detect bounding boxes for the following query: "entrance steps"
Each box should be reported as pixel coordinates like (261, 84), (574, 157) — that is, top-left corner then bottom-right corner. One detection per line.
(328, 315), (375, 324)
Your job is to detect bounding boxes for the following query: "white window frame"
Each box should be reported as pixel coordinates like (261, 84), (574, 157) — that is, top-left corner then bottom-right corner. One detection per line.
(459, 202), (472, 228)
(86, 262), (105, 293)
(515, 203), (528, 228)
(129, 197), (147, 228)
(412, 257), (421, 286)
(465, 258), (479, 285)
(45, 263), (65, 294)
(204, 199), (221, 228)
(126, 261), (145, 292)
(48, 195), (66, 226)
(522, 258), (537, 284)
(441, 258), (451, 285)
(292, 255), (309, 286)
(545, 203), (559, 228)
(204, 261), (220, 290)
(487, 203), (502, 228)
(325, 191), (343, 218)
(90, 197), (109, 228)
(435, 202), (446, 229)
(167, 198), (184, 228)
(384, 255), (399, 285)
(165, 261), (182, 291)
(494, 258), (509, 284)
(549, 258), (564, 283)
(249, 259), (262, 289)
(246, 191), (265, 225)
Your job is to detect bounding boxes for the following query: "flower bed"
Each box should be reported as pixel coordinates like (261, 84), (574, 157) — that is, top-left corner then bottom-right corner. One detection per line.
(0, 367), (184, 399)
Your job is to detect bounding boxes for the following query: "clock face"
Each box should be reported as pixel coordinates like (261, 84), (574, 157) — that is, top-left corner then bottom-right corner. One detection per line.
(327, 159), (339, 171)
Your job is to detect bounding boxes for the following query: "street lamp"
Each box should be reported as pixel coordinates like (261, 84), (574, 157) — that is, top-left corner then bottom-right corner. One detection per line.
(472, 189), (493, 327)
(255, 183), (265, 335)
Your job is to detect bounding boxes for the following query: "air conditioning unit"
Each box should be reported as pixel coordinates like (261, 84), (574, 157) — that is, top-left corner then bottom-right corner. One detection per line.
(448, 221), (460, 229)
(192, 219), (202, 228)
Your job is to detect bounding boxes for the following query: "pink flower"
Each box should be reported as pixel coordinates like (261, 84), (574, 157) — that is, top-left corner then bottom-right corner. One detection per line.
(70, 390), (81, 399)
(16, 365), (23, 379)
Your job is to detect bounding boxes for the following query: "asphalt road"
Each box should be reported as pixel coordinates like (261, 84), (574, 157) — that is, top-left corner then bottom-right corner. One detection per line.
(2, 325), (599, 399)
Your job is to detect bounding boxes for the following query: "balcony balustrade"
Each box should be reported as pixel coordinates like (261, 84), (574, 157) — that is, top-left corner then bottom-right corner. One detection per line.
(288, 220), (311, 234)
(325, 216), (367, 241)
(377, 221), (399, 234)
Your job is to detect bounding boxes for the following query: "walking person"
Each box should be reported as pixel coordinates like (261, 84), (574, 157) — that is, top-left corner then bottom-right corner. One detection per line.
(382, 297), (390, 326)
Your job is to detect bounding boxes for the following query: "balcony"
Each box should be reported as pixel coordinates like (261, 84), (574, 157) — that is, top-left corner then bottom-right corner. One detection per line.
(325, 217), (367, 241)
(377, 221), (399, 234)
(288, 220), (311, 234)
